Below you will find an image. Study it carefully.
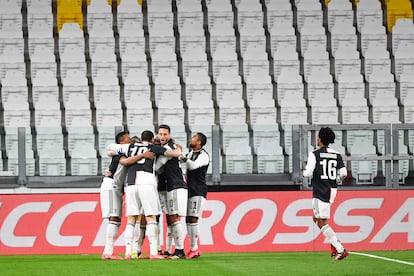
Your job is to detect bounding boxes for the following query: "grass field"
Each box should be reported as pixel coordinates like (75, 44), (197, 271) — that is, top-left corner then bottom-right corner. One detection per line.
(1, 251), (414, 275)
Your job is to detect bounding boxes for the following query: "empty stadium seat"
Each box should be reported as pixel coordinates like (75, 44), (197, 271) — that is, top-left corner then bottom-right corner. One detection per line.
(186, 83), (214, 108)
(221, 125), (252, 174)
(326, 0), (353, 31)
(299, 18), (326, 55)
(392, 18), (414, 53)
(117, 14), (144, 38)
(117, 0), (142, 14)
(27, 14), (53, 38)
(158, 108), (185, 126)
(330, 18), (357, 55)
(176, 0), (201, 12)
(238, 11), (264, 36)
(4, 126), (35, 176)
(148, 11), (173, 37)
(265, 0), (291, 12)
(27, 0), (52, 15)
(68, 126), (97, 176)
(296, 0), (323, 31)
(206, 0), (232, 12)
(154, 84), (182, 108)
(235, 0), (262, 12)
(36, 127), (66, 176)
(360, 19), (387, 56)
(385, 0), (413, 32)
(188, 108), (215, 127)
(393, 42), (414, 81)
(180, 36), (207, 61)
(0, 0), (22, 15)
(356, 0), (383, 32)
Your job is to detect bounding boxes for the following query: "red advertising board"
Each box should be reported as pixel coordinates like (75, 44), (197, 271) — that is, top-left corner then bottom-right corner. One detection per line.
(0, 190), (413, 255)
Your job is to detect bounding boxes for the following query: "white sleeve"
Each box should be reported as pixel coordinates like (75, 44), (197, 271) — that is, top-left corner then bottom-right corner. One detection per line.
(155, 144), (173, 172)
(186, 152), (210, 171)
(155, 155), (170, 172)
(107, 144), (129, 154)
(303, 152), (316, 177)
(338, 167), (347, 181)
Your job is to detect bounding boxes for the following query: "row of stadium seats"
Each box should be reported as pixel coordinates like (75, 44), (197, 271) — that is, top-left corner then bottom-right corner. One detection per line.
(0, 0), (414, 181)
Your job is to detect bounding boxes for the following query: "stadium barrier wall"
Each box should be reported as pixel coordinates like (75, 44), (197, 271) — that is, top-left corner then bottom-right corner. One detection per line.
(0, 189), (413, 255)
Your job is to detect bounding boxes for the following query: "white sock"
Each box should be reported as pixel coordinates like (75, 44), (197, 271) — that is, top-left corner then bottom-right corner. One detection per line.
(321, 224), (344, 253)
(103, 221), (120, 255)
(171, 221), (184, 250)
(166, 225), (174, 253)
(187, 223), (199, 251)
(147, 221), (159, 256)
(132, 223), (140, 253)
(124, 222), (135, 256)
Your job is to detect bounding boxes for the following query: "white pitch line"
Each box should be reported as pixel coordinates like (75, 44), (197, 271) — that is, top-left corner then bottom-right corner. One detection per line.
(350, 251), (414, 266)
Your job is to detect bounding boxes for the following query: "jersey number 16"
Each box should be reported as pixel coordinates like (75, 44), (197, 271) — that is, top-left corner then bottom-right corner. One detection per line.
(320, 159), (337, 180)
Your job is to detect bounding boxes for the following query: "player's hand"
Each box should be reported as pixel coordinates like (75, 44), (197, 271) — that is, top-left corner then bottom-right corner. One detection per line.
(104, 167), (112, 177)
(179, 153), (187, 162)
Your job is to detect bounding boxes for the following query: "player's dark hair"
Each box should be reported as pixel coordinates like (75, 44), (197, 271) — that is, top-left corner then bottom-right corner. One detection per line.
(196, 132), (207, 147)
(141, 130), (154, 142)
(158, 124), (170, 133)
(318, 127), (335, 145)
(131, 136), (140, 143)
(115, 131), (129, 143)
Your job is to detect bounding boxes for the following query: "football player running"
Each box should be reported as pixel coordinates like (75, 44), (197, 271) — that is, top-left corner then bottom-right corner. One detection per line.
(303, 127), (348, 260)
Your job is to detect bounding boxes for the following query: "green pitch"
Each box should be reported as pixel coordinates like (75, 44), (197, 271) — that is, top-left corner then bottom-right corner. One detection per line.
(1, 251), (414, 275)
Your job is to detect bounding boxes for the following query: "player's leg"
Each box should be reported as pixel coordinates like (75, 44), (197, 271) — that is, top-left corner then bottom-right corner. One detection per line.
(164, 214), (174, 255)
(313, 198), (348, 260)
(158, 190), (172, 255)
(139, 182), (164, 259)
(186, 196), (205, 259)
(131, 214), (143, 259)
(100, 177), (122, 259)
(137, 215), (147, 258)
(167, 188), (188, 259)
(124, 185), (140, 260)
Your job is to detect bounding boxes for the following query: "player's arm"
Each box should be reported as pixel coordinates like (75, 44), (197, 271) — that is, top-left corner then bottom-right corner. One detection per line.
(338, 167), (347, 181)
(155, 155), (169, 172)
(107, 143), (129, 157)
(302, 152), (316, 177)
(119, 151), (155, 166)
(164, 142), (182, 157)
(184, 153), (209, 170)
(336, 155), (347, 185)
(155, 143), (183, 158)
(103, 167), (111, 177)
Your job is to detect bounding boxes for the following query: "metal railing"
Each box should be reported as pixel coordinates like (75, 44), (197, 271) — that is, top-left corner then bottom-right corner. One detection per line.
(3, 124), (414, 188)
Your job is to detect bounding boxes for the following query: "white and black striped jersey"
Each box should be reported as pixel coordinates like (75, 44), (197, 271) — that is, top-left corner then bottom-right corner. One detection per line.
(303, 146), (346, 202)
(163, 140), (187, 192)
(123, 142), (167, 185)
(108, 155), (128, 187)
(108, 155), (122, 178)
(186, 148), (209, 198)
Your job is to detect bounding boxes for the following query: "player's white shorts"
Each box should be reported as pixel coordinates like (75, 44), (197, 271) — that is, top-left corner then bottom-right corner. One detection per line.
(126, 171), (162, 217)
(187, 196), (206, 218)
(158, 190), (168, 213)
(166, 188), (188, 216)
(312, 198), (331, 219)
(100, 177), (123, 219)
